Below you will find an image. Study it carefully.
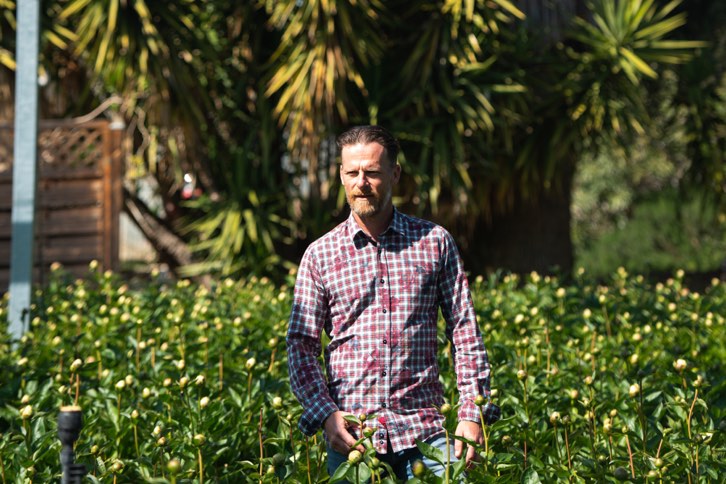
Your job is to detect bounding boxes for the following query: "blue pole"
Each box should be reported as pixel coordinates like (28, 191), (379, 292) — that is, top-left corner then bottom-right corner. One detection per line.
(8, 0), (40, 341)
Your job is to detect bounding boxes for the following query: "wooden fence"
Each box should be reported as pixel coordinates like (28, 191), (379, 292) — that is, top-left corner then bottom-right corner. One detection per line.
(0, 120), (123, 292)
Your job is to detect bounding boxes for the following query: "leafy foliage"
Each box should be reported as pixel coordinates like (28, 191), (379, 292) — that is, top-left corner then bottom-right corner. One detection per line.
(0, 266), (724, 482)
(1, 0), (715, 277)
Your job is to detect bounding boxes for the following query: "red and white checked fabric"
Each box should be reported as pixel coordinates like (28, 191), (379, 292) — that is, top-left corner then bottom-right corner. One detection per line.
(287, 209), (500, 453)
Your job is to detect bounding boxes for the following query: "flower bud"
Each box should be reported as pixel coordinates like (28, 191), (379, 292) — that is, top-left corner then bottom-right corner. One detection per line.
(167, 458), (181, 474)
(439, 403), (452, 415)
(549, 412), (561, 425)
(115, 380), (126, 391)
(131, 409), (139, 420)
(156, 436), (167, 447)
(179, 376), (190, 389)
(20, 405), (33, 419)
(70, 359), (83, 372)
(245, 357), (256, 370)
(347, 449), (362, 464)
(603, 418), (613, 434)
(176, 360), (186, 371)
(517, 370), (528, 380)
(271, 396), (282, 409)
(142, 387), (152, 399)
(193, 433), (206, 446)
(20, 394), (30, 404)
(194, 374), (206, 386)
(200, 396), (210, 409)
(111, 460), (124, 473)
(673, 359), (687, 372)
(474, 395), (486, 406)
(629, 383), (640, 398)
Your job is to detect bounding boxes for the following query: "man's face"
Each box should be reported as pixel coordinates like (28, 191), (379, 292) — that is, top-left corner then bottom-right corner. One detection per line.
(340, 142), (401, 220)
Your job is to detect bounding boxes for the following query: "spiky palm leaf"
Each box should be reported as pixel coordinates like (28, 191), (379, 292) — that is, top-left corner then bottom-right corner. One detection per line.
(264, 0), (386, 201)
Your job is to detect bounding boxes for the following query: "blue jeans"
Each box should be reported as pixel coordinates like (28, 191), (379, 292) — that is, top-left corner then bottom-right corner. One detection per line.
(327, 433), (457, 482)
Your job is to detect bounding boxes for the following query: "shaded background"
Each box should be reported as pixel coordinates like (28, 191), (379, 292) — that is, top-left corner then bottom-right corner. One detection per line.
(0, 0), (724, 285)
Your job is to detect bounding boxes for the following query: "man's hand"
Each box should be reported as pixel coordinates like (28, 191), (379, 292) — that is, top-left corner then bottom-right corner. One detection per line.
(454, 420), (483, 467)
(324, 411), (365, 455)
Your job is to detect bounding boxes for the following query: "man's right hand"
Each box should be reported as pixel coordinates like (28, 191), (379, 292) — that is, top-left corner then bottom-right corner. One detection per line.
(324, 411), (365, 455)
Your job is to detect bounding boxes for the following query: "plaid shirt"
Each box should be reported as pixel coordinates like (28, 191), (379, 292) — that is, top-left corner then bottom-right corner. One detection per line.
(287, 209), (500, 453)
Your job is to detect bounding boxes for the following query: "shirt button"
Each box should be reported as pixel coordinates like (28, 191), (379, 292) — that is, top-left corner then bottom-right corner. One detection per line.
(382, 309), (387, 313)
(382, 339), (387, 344)
(382, 371), (387, 376)
(381, 403), (387, 408)
(380, 278), (385, 284)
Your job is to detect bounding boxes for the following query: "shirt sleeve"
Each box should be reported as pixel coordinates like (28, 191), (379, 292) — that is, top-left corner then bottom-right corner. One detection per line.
(286, 247), (339, 435)
(437, 230), (501, 425)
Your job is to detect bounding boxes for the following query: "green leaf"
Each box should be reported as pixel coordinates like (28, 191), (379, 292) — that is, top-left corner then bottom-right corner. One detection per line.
(522, 467), (542, 484)
(415, 438), (446, 465)
(329, 461), (351, 483)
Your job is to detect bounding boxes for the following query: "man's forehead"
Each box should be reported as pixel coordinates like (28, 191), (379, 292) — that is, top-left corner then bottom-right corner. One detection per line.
(341, 142), (387, 166)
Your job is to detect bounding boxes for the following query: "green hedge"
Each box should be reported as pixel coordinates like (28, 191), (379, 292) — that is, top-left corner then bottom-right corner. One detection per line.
(0, 265), (724, 482)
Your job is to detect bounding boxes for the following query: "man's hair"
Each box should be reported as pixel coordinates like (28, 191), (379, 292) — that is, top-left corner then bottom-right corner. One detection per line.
(336, 125), (400, 166)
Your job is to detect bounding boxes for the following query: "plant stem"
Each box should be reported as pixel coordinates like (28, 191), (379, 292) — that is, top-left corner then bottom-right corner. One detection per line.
(564, 424), (572, 470)
(219, 351), (224, 391)
(258, 408), (264, 483)
(445, 428), (451, 484)
(136, 326), (141, 371)
(268, 347), (276, 373)
(74, 373), (80, 406)
(305, 437), (312, 484)
(479, 407), (490, 472)
(97, 349), (102, 380)
(625, 434), (635, 479)
(198, 448), (204, 484)
(638, 378), (646, 453)
(687, 388), (699, 481)
(133, 423), (140, 459)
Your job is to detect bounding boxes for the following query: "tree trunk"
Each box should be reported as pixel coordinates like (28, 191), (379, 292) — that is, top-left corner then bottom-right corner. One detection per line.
(463, 163), (575, 276)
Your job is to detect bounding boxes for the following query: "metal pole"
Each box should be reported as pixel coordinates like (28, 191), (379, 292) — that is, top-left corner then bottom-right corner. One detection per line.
(8, 0), (41, 341)
(58, 406), (86, 484)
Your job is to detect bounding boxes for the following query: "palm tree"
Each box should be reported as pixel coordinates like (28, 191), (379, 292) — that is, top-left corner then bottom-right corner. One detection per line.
(0, 0), (711, 278)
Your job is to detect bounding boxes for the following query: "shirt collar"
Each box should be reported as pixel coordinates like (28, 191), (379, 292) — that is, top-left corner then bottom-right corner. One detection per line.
(346, 208), (404, 244)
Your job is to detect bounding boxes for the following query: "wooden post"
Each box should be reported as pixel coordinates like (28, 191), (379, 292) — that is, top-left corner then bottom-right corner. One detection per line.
(8, 0), (41, 341)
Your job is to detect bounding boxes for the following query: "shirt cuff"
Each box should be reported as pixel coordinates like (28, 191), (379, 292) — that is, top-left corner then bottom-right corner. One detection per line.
(297, 396), (339, 436)
(458, 400), (501, 426)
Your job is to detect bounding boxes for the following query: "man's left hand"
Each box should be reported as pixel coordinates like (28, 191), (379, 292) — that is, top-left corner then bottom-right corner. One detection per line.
(454, 420), (483, 467)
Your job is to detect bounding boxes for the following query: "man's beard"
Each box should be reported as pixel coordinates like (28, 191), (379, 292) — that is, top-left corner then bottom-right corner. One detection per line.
(347, 188), (391, 219)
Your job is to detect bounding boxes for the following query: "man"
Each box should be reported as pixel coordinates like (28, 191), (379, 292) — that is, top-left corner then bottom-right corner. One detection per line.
(287, 125), (500, 480)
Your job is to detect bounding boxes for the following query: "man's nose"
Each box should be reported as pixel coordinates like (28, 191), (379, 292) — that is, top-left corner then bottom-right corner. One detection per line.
(354, 173), (369, 188)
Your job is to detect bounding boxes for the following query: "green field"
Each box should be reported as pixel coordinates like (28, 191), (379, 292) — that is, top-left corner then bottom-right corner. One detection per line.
(1, 265), (724, 483)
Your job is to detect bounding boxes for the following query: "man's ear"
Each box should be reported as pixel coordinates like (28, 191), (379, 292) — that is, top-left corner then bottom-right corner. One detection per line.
(393, 163), (401, 184)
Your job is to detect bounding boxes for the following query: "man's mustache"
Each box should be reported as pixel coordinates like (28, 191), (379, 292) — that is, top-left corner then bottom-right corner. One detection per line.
(350, 189), (372, 197)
